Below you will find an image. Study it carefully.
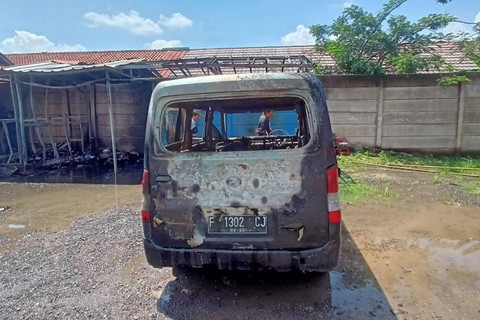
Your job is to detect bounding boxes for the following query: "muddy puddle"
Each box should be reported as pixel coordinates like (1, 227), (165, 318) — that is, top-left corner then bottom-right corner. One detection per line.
(1, 163), (143, 185)
(155, 202), (480, 319)
(342, 201), (480, 319)
(0, 168), (142, 241)
(1, 164), (479, 319)
(153, 226), (396, 319)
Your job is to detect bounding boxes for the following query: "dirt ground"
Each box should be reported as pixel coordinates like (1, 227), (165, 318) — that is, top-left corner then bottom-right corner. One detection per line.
(0, 166), (479, 319)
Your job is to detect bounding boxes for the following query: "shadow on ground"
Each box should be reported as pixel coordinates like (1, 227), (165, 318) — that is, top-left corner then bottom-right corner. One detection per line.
(155, 225), (396, 320)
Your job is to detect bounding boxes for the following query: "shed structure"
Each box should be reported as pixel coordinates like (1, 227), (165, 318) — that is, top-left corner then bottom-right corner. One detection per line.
(0, 52), (314, 172)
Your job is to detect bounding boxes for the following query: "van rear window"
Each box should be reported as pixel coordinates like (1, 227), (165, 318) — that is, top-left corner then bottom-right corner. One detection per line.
(154, 97), (311, 153)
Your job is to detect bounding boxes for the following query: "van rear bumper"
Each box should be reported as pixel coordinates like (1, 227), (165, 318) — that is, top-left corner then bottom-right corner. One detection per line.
(143, 237), (340, 272)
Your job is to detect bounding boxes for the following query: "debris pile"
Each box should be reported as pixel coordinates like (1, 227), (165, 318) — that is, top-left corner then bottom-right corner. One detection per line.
(0, 145), (142, 178)
(0, 166), (17, 178)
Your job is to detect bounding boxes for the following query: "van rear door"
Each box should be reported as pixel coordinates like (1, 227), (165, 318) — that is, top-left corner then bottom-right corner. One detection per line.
(147, 93), (332, 251)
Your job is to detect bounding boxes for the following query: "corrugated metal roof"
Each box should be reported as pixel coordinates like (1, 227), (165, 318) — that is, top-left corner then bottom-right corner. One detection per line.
(0, 59), (149, 74)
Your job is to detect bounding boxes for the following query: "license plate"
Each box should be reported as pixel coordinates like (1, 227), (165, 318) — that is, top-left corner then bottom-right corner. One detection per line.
(208, 216), (267, 234)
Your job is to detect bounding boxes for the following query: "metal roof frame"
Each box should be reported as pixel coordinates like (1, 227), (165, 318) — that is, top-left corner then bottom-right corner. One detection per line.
(0, 55), (315, 88)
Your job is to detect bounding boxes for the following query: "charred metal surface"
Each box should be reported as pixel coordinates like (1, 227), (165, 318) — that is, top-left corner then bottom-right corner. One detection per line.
(143, 73), (340, 271)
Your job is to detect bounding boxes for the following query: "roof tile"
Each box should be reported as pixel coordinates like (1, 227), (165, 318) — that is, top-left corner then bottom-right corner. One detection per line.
(3, 43), (477, 74)
(5, 50), (187, 66)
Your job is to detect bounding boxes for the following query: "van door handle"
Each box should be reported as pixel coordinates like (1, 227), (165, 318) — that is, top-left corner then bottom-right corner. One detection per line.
(156, 175), (172, 183)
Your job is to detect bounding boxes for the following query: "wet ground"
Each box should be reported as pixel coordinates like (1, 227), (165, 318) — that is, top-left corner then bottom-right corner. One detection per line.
(0, 165), (479, 319)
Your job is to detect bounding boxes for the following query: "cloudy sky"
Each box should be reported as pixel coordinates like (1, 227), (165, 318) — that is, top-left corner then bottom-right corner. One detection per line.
(0, 0), (479, 53)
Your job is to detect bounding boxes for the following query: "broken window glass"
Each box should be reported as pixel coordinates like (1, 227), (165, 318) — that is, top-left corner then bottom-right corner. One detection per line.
(156, 97), (311, 153)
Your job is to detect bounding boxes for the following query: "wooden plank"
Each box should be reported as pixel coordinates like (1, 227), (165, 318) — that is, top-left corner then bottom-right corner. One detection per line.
(113, 137), (145, 152)
(106, 71), (118, 175)
(96, 114), (147, 127)
(9, 76), (22, 164)
(14, 76), (28, 164)
(95, 91), (137, 104)
(90, 84), (98, 149)
(96, 103), (143, 116)
(382, 112), (458, 125)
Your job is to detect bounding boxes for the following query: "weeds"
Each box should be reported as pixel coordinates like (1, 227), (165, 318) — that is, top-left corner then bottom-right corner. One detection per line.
(337, 151), (480, 204)
(339, 151), (480, 201)
(343, 150), (480, 174)
(382, 186), (398, 198)
(458, 180), (480, 195)
(432, 175), (443, 185)
(340, 181), (378, 204)
(441, 198), (458, 206)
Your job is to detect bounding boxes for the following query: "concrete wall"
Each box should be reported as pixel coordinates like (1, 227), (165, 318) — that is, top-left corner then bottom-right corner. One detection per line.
(8, 73), (480, 155)
(320, 73), (480, 153)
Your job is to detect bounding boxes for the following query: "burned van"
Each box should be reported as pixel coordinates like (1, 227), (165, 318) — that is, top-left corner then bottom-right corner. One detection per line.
(141, 73), (341, 272)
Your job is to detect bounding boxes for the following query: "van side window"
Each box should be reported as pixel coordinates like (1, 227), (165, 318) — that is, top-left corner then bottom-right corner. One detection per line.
(160, 107), (185, 152)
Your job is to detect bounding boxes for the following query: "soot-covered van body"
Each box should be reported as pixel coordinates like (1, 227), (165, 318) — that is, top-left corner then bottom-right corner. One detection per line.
(141, 73), (341, 272)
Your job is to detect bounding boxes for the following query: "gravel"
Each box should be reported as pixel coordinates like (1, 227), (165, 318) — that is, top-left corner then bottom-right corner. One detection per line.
(0, 203), (393, 320)
(0, 205), (168, 320)
(4, 167), (474, 319)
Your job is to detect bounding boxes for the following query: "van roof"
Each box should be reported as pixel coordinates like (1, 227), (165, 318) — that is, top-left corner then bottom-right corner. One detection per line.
(152, 73), (314, 97)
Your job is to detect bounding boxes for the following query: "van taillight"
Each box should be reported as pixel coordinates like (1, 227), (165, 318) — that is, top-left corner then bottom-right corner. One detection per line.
(327, 165), (341, 224)
(141, 210), (151, 222)
(141, 169), (149, 195)
(141, 170), (151, 225)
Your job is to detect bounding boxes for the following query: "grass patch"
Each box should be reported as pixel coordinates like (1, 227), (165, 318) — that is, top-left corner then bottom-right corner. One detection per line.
(375, 152), (480, 168)
(458, 180), (480, 195)
(441, 198), (458, 206)
(381, 186), (398, 198)
(340, 181), (378, 204)
(337, 151), (480, 204)
(338, 156), (358, 171)
(339, 151), (480, 175)
(432, 174), (444, 185)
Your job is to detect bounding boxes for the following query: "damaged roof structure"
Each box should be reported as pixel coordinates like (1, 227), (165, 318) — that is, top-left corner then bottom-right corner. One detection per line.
(0, 43), (477, 173)
(0, 47), (318, 172)
(0, 53), (13, 67)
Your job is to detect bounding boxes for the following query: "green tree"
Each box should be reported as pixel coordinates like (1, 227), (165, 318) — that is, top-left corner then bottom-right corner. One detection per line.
(460, 30), (480, 68)
(310, 0), (458, 74)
